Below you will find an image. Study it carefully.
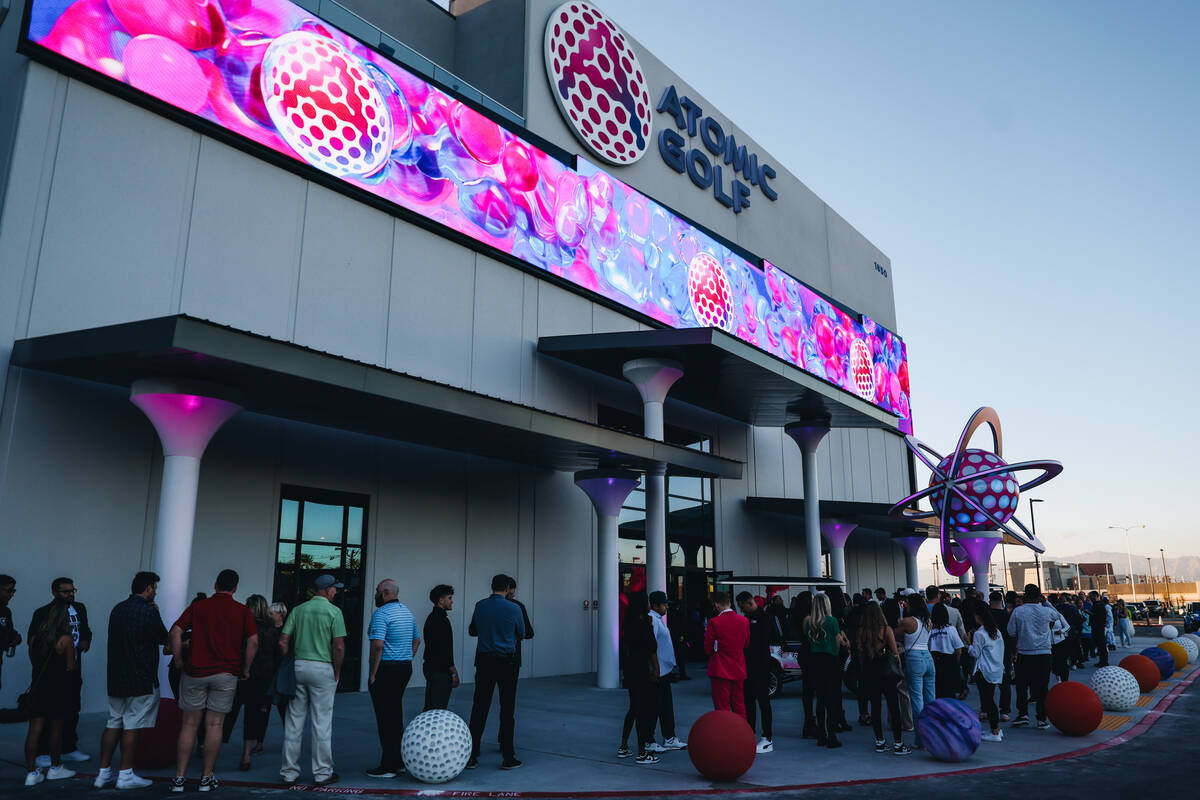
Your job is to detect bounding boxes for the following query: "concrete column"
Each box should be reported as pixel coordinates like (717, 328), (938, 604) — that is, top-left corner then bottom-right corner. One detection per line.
(575, 469), (641, 689)
(893, 535), (928, 591)
(621, 358), (682, 596)
(131, 380), (240, 696)
(821, 519), (858, 585)
(958, 532), (1002, 596)
(785, 417), (831, 578)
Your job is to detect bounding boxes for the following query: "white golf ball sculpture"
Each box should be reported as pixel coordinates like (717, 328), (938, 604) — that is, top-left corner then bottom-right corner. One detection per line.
(400, 709), (472, 783)
(1182, 633), (1200, 655)
(1161, 624), (1178, 640)
(1089, 666), (1141, 712)
(1174, 635), (1198, 664)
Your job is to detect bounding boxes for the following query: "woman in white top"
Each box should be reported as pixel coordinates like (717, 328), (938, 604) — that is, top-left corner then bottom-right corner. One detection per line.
(929, 603), (965, 699)
(968, 601), (1005, 741)
(895, 595), (936, 727)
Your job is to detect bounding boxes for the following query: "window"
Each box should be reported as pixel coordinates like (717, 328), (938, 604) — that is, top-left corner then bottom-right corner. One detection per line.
(274, 487), (368, 692)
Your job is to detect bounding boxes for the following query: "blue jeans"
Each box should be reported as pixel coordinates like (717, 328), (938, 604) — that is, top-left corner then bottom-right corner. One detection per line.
(905, 650), (936, 723)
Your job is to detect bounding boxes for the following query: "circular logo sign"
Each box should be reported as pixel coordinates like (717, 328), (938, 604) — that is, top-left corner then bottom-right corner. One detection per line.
(544, 2), (652, 166)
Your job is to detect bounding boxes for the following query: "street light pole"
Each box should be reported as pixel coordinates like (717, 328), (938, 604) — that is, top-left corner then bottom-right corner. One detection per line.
(1161, 548), (1171, 612)
(1029, 499), (1044, 587)
(1108, 524), (1145, 602)
(1146, 557), (1156, 602)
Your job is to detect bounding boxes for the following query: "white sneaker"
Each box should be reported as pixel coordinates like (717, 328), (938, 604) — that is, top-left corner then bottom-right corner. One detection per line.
(24, 771), (44, 787)
(756, 738), (774, 753)
(981, 731), (1003, 742)
(94, 768), (114, 788)
(116, 772), (153, 790)
(46, 765), (76, 781)
(62, 750), (90, 762)
(34, 756), (50, 769)
(661, 736), (687, 750)
(644, 742), (666, 753)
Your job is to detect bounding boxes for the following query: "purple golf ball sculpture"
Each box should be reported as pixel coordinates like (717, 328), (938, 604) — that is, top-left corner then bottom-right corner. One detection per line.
(929, 448), (1020, 533)
(916, 698), (982, 763)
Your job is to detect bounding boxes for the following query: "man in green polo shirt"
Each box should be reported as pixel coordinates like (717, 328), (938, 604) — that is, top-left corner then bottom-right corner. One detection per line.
(279, 575), (346, 787)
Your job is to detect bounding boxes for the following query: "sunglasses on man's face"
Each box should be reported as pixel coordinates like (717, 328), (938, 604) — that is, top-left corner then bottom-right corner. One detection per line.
(57, 588), (76, 595)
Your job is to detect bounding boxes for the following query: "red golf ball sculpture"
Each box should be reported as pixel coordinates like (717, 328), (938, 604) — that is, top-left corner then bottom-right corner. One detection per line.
(686, 710), (755, 782)
(1119, 654), (1162, 693)
(1045, 681), (1103, 736)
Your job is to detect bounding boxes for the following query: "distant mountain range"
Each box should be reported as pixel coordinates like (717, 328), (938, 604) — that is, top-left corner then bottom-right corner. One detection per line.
(1046, 550), (1200, 582)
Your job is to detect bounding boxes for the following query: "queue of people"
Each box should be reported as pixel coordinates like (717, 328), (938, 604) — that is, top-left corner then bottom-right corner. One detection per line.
(6, 568), (536, 789)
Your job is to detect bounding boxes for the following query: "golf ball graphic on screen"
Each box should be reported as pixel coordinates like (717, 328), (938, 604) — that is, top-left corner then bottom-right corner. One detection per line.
(544, 1), (653, 164)
(261, 31), (393, 178)
(850, 338), (875, 400)
(687, 252), (733, 331)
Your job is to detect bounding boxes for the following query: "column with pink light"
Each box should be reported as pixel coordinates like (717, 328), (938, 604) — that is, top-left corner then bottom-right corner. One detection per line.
(575, 469), (641, 689)
(821, 519), (858, 585)
(893, 534), (928, 591)
(958, 531), (1002, 595)
(131, 380), (240, 694)
(621, 359), (682, 597)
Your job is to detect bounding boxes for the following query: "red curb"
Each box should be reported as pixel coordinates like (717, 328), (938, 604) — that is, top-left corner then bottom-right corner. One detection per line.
(72, 666), (1199, 798)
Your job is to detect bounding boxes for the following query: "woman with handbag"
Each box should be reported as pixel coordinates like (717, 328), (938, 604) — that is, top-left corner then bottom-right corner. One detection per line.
(856, 602), (910, 755)
(22, 601), (78, 786)
(235, 595), (282, 770)
(968, 602), (1005, 742)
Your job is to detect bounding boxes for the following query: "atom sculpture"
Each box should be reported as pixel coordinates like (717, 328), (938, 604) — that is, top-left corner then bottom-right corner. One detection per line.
(888, 407), (1063, 577)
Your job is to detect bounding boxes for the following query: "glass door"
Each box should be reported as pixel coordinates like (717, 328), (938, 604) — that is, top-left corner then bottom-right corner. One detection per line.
(273, 486), (368, 692)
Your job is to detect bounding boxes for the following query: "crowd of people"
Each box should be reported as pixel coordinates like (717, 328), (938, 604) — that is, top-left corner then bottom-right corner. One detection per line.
(1, 566), (1141, 788)
(3, 569), (534, 790)
(618, 581), (1138, 762)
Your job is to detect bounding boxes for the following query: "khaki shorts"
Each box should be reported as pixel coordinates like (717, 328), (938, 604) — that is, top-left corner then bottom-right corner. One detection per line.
(178, 672), (238, 713)
(106, 689), (160, 730)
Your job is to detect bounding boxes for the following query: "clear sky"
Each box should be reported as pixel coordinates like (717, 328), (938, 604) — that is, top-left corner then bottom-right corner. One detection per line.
(595, 0), (1198, 561)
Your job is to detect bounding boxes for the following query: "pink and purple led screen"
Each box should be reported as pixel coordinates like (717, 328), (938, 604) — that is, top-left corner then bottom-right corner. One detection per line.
(24, 0), (912, 431)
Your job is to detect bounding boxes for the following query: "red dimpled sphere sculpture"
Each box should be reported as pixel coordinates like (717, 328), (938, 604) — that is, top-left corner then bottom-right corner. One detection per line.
(1119, 654), (1162, 694)
(1045, 681), (1103, 736)
(687, 252), (733, 332)
(261, 31), (393, 179)
(687, 710), (756, 782)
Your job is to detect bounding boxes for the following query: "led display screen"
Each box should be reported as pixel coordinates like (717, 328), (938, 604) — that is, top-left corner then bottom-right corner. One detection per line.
(23, 0), (912, 431)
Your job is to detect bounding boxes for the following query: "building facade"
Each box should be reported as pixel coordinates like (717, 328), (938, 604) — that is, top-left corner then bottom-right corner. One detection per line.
(0, 0), (925, 710)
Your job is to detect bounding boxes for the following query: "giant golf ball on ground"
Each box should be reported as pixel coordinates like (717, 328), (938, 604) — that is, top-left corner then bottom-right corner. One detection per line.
(687, 710), (755, 781)
(1045, 681), (1103, 736)
(261, 31), (393, 178)
(1161, 624), (1179, 640)
(1090, 667), (1140, 711)
(1156, 641), (1187, 671)
(915, 698), (981, 762)
(400, 709), (472, 783)
(1140, 647), (1175, 680)
(1174, 636), (1198, 663)
(1119, 654), (1162, 693)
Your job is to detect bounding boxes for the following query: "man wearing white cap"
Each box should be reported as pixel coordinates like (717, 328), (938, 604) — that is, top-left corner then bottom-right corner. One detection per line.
(279, 574), (346, 787)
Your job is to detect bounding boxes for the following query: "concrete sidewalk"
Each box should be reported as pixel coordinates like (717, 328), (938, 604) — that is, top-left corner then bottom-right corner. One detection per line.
(2, 631), (1194, 795)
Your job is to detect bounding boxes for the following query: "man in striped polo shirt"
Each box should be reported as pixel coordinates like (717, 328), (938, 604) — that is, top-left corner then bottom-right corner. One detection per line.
(366, 579), (420, 779)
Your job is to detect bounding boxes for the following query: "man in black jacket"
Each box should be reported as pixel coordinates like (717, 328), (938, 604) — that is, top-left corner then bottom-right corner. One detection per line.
(504, 577), (534, 668)
(737, 592), (773, 753)
(0, 576), (20, 692)
(422, 585), (458, 710)
(30, 577), (91, 764)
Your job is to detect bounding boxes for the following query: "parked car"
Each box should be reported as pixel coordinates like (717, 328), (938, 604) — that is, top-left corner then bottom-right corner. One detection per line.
(767, 642), (803, 697)
(1184, 602), (1200, 634)
(1128, 601), (1147, 621)
(1144, 600), (1166, 618)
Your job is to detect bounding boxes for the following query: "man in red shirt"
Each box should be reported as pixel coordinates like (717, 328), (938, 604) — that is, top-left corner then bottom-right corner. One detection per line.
(167, 570), (258, 793)
(704, 592), (749, 717)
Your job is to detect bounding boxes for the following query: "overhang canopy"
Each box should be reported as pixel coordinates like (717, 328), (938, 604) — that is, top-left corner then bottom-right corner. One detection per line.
(746, 496), (1028, 546)
(717, 576), (845, 588)
(10, 316), (742, 479)
(537, 328), (900, 429)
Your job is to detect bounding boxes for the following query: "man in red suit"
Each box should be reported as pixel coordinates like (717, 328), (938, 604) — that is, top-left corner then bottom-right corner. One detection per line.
(704, 592), (750, 717)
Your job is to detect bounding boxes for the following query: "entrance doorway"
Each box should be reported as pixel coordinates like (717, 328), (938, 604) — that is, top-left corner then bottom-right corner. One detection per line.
(273, 486), (368, 691)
